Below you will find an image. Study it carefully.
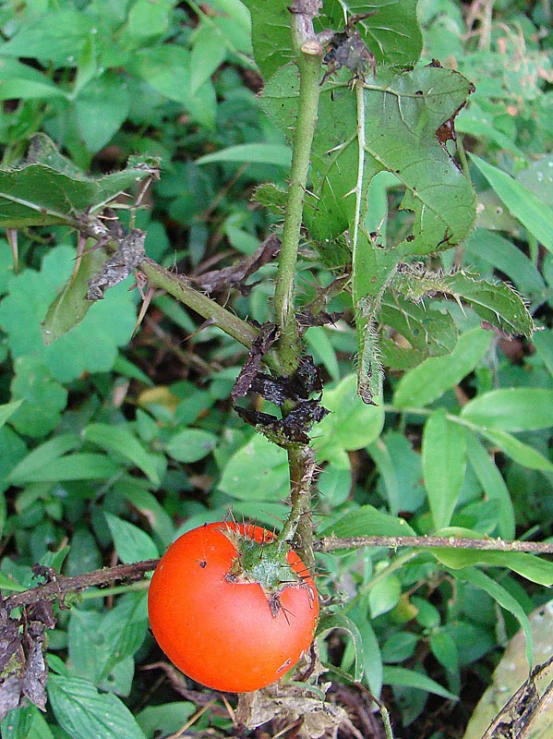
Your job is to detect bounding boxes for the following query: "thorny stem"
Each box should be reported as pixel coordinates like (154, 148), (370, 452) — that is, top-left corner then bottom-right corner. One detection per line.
(140, 258), (259, 353)
(274, 28), (323, 375)
(279, 446), (317, 572)
(5, 536), (553, 612)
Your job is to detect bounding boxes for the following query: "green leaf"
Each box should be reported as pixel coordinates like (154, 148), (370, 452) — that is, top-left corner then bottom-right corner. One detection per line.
(383, 666), (458, 701)
(369, 574), (402, 618)
(0, 11), (95, 66)
(312, 375), (385, 469)
(0, 399), (23, 429)
(166, 428), (217, 463)
(74, 72), (131, 153)
(9, 357), (68, 438)
(118, 484), (175, 548)
(137, 703), (196, 739)
(318, 612), (365, 682)
(517, 154), (553, 207)
(218, 433), (289, 500)
(317, 0), (423, 68)
(470, 154), (553, 252)
(42, 244), (107, 344)
(123, 0), (173, 41)
(422, 410), (466, 529)
(241, 0), (292, 80)
(429, 631), (459, 674)
(318, 504), (415, 539)
(48, 676), (147, 739)
(11, 453), (119, 483)
(0, 246), (137, 383)
(7, 434), (80, 485)
(197, 143), (292, 167)
(368, 432), (426, 515)
(464, 431), (515, 540)
(394, 268), (534, 338)
(433, 527), (553, 586)
(0, 58), (67, 101)
(85, 423), (160, 486)
(379, 295), (458, 369)
(190, 24), (227, 95)
(448, 567), (534, 668)
(393, 327), (491, 409)
(462, 388), (553, 433)
(464, 229), (546, 302)
(480, 428), (553, 472)
(105, 513), (159, 564)
(0, 134), (157, 229)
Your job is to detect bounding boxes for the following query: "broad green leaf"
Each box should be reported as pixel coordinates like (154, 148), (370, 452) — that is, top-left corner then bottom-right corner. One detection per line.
(0, 58), (67, 101)
(75, 72), (131, 153)
(317, 464), (351, 506)
(433, 527), (553, 586)
(241, 0), (294, 80)
(262, 65), (475, 251)
(10, 453), (120, 483)
(464, 229), (546, 302)
(393, 327), (491, 409)
(318, 612), (365, 682)
(128, 47), (217, 130)
(379, 295), (458, 369)
(0, 11), (95, 65)
(123, 0), (172, 41)
(48, 676), (147, 739)
(448, 567), (534, 668)
(383, 666), (458, 701)
(312, 375), (384, 468)
(318, 504), (415, 539)
(118, 484), (175, 548)
(464, 431), (515, 539)
(533, 326), (553, 379)
(461, 388), (553, 432)
(480, 428), (553, 472)
(137, 703), (196, 739)
(0, 246), (137, 383)
(317, 0), (423, 68)
(0, 399), (23, 429)
(422, 410), (466, 529)
(517, 154), (553, 207)
(42, 244), (106, 344)
(429, 631), (459, 674)
(218, 433), (289, 500)
(470, 154), (553, 252)
(105, 513), (159, 564)
(9, 357), (68, 438)
(190, 24), (227, 95)
(7, 434), (80, 485)
(369, 574), (402, 618)
(0, 134), (157, 229)
(166, 429), (217, 464)
(368, 432), (426, 515)
(85, 423), (160, 486)
(197, 143), (292, 168)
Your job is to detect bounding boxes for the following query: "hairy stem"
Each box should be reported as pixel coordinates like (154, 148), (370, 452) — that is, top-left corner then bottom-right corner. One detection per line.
(273, 37), (323, 375)
(140, 258), (259, 351)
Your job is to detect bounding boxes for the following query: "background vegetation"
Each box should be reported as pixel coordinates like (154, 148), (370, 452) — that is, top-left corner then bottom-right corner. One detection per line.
(1, 1), (553, 738)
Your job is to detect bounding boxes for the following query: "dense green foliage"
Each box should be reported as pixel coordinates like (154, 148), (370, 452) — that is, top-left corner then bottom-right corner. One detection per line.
(1, 1), (553, 737)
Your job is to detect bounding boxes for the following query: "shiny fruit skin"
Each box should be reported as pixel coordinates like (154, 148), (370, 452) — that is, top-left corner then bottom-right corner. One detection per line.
(148, 522), (319, 692)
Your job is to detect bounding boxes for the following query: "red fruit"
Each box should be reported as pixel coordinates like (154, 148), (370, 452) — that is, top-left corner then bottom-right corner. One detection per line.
(148, 521), (319, 692)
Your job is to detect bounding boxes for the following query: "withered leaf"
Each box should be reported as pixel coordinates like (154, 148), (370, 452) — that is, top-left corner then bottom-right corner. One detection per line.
(232, 323), (279, 401)
(86, 229), (146, 301)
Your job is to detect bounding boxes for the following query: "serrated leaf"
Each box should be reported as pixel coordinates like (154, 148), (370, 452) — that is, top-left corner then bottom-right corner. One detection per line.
(317, 0), (423, 69)
(240, 0), (292, 81)
(422, 410), (466, 529)
(0, 134), (157, 229)
(379, 295), (458, 369)
(47, 676), (147, 739)
(393, 326), (491, 409)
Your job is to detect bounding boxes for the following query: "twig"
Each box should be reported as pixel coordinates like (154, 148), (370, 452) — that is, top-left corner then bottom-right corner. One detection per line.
(315, 535), (553, 554)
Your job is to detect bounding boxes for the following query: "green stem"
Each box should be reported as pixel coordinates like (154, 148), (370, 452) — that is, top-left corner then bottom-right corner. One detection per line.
(279, 446), (316, 571)
(273, 38), (323, 375)
(140, 258), (259, 351)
